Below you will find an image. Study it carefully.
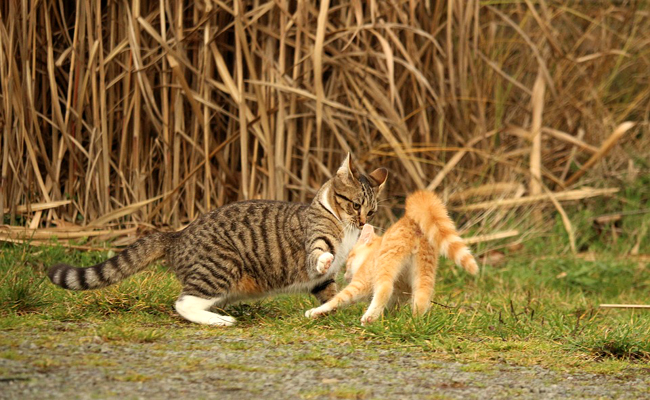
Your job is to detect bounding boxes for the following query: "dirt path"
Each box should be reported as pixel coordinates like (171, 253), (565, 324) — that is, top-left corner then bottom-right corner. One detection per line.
(1, 329), (649, 400)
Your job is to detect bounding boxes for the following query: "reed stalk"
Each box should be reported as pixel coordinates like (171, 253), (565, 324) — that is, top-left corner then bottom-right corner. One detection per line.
(0, 1), (646, 240)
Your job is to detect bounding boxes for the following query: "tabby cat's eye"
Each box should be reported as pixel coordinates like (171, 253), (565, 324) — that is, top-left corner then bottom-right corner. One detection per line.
(367, 211), (374, 217)
(353, 203), (361, 211)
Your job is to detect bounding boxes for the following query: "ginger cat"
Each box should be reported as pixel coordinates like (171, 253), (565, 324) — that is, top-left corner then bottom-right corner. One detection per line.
(305, 190), (478, 324)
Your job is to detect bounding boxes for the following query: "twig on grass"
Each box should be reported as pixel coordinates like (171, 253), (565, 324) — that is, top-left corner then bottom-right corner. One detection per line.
(599, 304), (650, 310)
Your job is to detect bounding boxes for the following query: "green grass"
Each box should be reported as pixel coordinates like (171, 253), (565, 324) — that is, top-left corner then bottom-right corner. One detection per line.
(1, 190), (650, 376)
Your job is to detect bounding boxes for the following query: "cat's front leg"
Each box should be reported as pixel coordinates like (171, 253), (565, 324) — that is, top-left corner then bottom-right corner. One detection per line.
(305, 303), (335, 318)
(360, 306), (383, 325)
(306, 279), (371, 319)
(306, 237), (338, 278)
(360, 280), (395, 325)
(360, 245), (410, 325)
(306, 251), (334, 278)
(316, 252), (334, 274)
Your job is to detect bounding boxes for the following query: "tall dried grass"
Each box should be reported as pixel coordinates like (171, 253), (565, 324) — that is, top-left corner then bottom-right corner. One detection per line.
(0, 1), (648, 243)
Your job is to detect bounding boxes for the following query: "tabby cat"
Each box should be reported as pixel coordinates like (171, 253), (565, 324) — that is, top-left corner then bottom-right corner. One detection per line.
(48, 154), (387, 326)
(305, 190), (478, 324)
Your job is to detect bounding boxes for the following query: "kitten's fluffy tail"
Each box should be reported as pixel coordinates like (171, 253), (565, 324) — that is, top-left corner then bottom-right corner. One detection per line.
(405, 191), (479, 275)
(47, 232), (173, 290)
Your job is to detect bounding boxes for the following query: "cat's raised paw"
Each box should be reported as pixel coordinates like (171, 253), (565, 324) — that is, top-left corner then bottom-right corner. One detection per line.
(316, 252), (334, 274)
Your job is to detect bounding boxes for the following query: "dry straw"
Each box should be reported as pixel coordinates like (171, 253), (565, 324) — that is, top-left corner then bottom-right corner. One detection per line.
(0, 1), (647, 248)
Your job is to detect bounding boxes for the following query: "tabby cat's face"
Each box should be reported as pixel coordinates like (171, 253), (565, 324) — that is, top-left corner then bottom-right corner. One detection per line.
(331, 155), (388, 229)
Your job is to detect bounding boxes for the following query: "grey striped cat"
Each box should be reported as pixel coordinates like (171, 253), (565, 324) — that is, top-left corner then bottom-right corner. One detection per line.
(47, 154), (387, 326)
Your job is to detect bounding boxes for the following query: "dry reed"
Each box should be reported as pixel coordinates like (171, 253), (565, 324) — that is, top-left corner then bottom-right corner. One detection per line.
(0, 1), (648, 247)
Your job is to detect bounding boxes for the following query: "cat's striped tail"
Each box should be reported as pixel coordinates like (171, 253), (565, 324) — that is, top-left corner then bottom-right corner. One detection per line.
(405, 191), (479, 275)
(47, 232), (173, 290)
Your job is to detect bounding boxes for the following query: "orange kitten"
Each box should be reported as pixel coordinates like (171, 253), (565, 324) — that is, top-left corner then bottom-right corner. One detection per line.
(305, 190), (478, 324)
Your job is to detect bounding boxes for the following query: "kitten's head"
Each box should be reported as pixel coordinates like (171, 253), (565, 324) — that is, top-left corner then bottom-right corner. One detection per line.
(344, 224), (379, 281)
(330, 153), (388, 229)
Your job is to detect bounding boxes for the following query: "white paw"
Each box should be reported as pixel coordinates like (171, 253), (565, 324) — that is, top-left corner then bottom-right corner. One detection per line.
(305, 307), (324, 319)
(206, 315), (236, 326)
(316, 252), (334, 274)
(361, 310), (380, 326)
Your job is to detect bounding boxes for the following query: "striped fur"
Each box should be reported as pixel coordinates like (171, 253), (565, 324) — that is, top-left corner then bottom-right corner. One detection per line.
(48, 232), (173, 290)
(305, 190), (477, 324)
(47, 154), (387, 326)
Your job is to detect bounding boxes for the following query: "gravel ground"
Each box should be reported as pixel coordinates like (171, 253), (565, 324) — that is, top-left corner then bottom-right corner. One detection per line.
(1, 329), (649, 400)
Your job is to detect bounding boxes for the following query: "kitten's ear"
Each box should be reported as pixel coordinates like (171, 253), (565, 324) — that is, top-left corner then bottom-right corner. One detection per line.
(368, 168), (388, 193)
(337, 152), (358, 183)
(359, 224), (375, 244)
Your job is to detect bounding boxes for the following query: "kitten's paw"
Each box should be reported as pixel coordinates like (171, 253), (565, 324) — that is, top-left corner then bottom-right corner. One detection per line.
(360, 311), (380, 326)
(316, 252), (334, 274)
(305, 307), (325, 319)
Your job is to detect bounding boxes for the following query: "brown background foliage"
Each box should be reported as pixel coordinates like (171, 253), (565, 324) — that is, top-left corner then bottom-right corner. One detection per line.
(1, 1), (648, 237)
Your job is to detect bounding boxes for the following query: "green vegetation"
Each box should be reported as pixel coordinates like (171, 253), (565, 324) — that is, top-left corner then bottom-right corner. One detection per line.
(0, 240), (648, 376)
(1, 191), (649, 377)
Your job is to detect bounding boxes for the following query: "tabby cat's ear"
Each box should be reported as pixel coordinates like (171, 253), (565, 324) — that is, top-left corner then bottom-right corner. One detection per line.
(337, 152), (358, 183)
(359, 224), (375, 244)
(368, 168), (388, 193)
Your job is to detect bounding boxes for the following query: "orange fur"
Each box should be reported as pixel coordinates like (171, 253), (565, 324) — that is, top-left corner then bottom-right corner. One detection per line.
(236, 275), (263, 294)
(405, 190), (479, 275)
(305, 190), (478, 324)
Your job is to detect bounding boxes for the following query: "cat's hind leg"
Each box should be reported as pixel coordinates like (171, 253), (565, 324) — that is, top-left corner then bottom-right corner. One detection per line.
(411, 240), (438, 316)
(174, 265), (236, 326)
(175, 294), (235, 326)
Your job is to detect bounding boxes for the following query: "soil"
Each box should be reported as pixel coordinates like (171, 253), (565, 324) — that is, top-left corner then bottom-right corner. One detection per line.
(1, 328), (649, 400)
